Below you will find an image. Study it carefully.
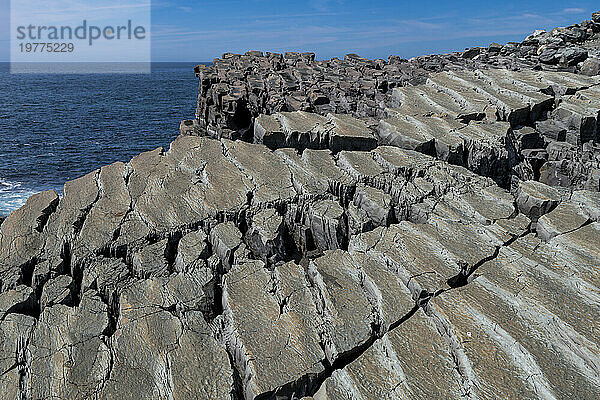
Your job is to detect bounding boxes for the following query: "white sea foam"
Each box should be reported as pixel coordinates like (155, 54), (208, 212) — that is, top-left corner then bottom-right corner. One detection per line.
(0, 179), (48, 217)
(0, 194), (35, 217)
(0, 178), (21, 192)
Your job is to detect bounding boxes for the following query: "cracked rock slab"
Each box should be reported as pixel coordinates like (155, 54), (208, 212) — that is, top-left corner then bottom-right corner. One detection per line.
(536, 201), (591, 241)
(245, 208), (287, 264)
(516, 180), (562, 222)
(100, 278), (232, 399)
(308, 250), (377, 364)
(223, 260), (325, 399)
(4, 42), (600, 399)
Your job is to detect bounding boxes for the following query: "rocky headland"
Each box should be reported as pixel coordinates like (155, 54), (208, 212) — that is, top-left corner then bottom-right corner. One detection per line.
(2, 11), (600, 400)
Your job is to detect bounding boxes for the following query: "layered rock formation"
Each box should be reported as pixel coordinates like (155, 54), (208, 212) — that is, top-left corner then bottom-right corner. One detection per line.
(2, 11), (600, 400)
(192, 14), (600, 139)
(188, 13), (600, 194)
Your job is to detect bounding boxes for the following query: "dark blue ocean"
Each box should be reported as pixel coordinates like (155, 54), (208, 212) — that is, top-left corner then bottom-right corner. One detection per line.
(0, 63), (201, 216)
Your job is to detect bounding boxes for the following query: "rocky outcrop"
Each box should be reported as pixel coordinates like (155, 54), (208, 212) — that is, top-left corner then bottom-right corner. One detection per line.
(248, 69), (600, 190)
(193, 14), (600, 140)
(189, 12), (600, 194)
(253, 112), (377, 152)
(2, 10), (600, 400)
(1, 130), (599, 398)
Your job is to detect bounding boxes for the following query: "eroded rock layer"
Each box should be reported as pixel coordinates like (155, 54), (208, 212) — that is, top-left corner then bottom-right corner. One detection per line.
(188, 13), (600, 194)
(191, 67), (600, 195)
(1, 132), (599, 399)
(191, 14), (600, 139)
(2, 12), (600, 400)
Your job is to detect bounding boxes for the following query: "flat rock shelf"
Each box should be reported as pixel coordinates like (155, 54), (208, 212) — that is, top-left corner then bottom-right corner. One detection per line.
(2, 10), (600, 400)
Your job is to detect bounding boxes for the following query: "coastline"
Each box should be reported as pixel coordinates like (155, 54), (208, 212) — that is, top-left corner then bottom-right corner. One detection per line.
(0, 62), (203, 216)
(0, 11), (599, 399)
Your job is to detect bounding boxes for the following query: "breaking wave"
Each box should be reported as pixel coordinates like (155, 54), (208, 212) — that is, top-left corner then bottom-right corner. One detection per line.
(0, 179), (39, 217)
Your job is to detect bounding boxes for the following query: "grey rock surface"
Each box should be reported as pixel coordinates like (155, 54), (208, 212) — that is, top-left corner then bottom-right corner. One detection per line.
(2, 129), (597, 398)
(250, 67), (600, 191)
(581, 57), (600, 75)
(2, 10), (600, 400)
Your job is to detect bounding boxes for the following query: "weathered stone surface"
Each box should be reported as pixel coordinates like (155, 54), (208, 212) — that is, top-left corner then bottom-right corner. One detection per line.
(377, 114), (460, 157)
(99, 278), (233, 399)
(179, 118), (205, 136)
(131, 239), (169, 278)
(345, 191), (600, 399)
(222, 139), (296, 206)
(428, 238), (600, 399)
(385, 309), (463, 399)
(571, 189), (600, 220)
(581, 57), (600, 76)
(1, 127), (599, 398)
(81, 257), (129, 296)
(307, 250), (376, 363)
(0, 190), (58, 290)
(72, 162), (130, 263)
(390, 83), (485, 122)
(210, 221), (243, 271)
(536, 201), (591, 241)
(353, 184), (395, 228)
(249, 64), (600, 192)
(312, 337), (407, 399)
(427, 70), (554, 125)
(0, 286), (37, 399)
(327, 113), (378, 153)
(3, 12), (600, 399)
(276, 148), (354, 198)
(254, 111), (377, 152)
(174, 230), (209, 272)
(254, 114), (286, 148)
(29, 292), (109, 399)
(516, 180), (562, 222)
(224, 260), (325, 398)
(197, 45), (600, 192)
(303, 199), (346, 251)
(127, 137), (250, 231)
(39, 274), (72, 309)
(245, 208), (287, 264)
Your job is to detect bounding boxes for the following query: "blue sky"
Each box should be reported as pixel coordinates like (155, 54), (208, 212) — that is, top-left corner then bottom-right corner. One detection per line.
(1, 1), (599, 62)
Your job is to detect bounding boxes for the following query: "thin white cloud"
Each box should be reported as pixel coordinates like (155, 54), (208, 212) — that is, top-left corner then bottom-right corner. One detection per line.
(562, 8), (585, 14)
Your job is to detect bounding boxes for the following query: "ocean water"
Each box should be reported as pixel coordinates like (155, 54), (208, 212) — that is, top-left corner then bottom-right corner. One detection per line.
(0, 62), (201, 217)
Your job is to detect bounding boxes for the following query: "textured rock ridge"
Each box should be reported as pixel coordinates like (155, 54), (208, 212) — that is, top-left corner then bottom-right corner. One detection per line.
(2, 11), (600, 400)
(246, 69), (600, 191)
(190, 45), (600, 194)
(2, 134), (599, 398)
(191, 14), (600, 139)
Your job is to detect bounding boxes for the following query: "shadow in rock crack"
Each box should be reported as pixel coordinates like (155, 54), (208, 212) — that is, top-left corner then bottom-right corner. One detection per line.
(0, 291), (39, 321)
(35, 196), (59, 233)
(447, 224), (532, 290)
(256, 304), (421, 400)
(226, 349), (246, 400)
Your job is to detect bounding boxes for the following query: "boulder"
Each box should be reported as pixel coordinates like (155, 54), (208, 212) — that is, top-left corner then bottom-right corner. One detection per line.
(559, 47), (588, 66)
(580, 57), (600, 76)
